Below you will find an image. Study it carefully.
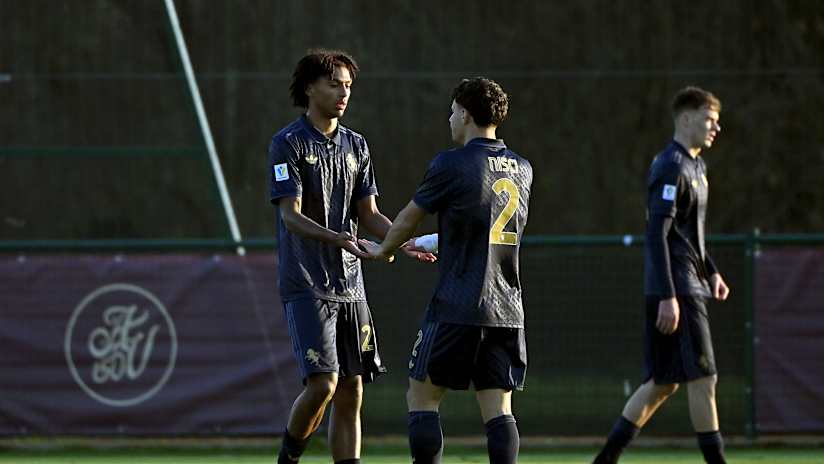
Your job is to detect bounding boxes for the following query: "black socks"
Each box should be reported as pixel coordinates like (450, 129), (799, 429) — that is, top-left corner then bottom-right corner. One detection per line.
(697, 430), (726, 464)
(485, 414), (519, 464)
(592, 416), (640, 464)
(408, 411), (444, 464)
(277, 429), (310, 464)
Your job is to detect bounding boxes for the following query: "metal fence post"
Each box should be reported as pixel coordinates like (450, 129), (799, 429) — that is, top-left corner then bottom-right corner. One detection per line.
(744, 227), (759, 439)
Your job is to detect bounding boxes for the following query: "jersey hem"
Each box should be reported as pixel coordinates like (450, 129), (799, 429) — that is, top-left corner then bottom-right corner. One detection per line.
(427, 318), (524, 329)
(281, 292), (368, 304)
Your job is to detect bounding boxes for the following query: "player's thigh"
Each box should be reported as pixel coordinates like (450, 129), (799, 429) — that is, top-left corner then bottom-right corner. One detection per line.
(335, 301), (386, 382)
(408, 321), (481, 390)
(475, 388), (512, 423)
(284, 298), (339, 379)
(473, 327), (527, 392)
(686, 374), (718, 401)
(407, 376), (448, 412)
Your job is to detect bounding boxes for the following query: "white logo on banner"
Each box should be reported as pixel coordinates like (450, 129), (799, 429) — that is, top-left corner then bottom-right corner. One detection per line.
(65, 283), (177, 408)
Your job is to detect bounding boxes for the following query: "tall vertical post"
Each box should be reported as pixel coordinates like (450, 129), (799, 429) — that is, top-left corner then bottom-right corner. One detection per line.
(744, 227), (759, 439)
(164, 0), (245, 256)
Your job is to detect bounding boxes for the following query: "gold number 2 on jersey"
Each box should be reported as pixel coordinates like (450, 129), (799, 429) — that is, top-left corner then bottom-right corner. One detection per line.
(490, 178), (520, 245)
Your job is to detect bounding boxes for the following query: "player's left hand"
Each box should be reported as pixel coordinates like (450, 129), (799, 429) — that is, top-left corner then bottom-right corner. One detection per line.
(709, 273), (730, 301)
(357, 239), (395, 263)
(401, 240), (437, 263)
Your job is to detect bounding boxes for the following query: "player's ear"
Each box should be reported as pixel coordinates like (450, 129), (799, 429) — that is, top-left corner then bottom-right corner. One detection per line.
(306, 78), (321, 100)
(674, 110), (689, 129)
(461, 108), (472, 125)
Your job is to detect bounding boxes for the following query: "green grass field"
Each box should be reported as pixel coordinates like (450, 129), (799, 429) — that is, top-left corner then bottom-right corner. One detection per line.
(2, 446), (823, 463)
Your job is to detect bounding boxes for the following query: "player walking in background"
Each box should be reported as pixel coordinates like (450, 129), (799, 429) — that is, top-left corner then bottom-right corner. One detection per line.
(592, 87), (730, 464)
(360, 77), (532, 464)
(268, 49), (434, 464)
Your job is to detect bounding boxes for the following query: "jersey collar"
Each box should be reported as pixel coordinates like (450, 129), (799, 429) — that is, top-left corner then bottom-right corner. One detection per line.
(670, 140), (692, 158)
(299, 114), (343, 146)
(670, 139), (703, 161)
(466, 137), (506, 149)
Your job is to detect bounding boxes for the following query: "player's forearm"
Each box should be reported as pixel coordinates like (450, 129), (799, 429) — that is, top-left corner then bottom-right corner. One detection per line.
(358, 211), (392, 240)
(647, 215), (677, 298)
(379, 205), (421, 254)
(280, 210), (340, 244)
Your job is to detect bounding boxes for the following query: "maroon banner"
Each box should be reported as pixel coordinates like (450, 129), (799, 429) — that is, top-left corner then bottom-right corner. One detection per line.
(755, 248), (824, 432)
(0, 253), (300, 435)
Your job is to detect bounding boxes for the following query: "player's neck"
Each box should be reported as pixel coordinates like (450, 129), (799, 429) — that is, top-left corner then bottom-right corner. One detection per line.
(305, 110), (338, 137)
(673, 133), (702, 158)
(461, 126), (497, 145)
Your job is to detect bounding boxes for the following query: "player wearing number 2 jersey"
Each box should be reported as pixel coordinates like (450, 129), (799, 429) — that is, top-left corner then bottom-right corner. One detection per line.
(360, 77), (532, 464)
(270, 49), (436, 464)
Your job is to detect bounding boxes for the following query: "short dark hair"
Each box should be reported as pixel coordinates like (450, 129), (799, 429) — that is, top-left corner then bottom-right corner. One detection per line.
(672, 86), (721, 118)
(451, 77), (509, 127)
(289, 49), (359, 108)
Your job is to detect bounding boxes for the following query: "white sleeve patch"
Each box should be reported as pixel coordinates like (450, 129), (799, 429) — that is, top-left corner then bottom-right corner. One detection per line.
(662, 184), (677, 201)
(274, 163), (289, 181)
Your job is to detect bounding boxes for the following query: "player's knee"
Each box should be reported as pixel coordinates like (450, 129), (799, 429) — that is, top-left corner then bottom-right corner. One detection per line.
(305, 374), (338, 403)
(654, 383), (679, 399)
(406, 386), (433, 410)
(406, 378), (445, 411)
(334, 377), (364, 410)
(689, 375), (717, 398)
(405, 386), (417, 407)
(341, 376), (364, 397)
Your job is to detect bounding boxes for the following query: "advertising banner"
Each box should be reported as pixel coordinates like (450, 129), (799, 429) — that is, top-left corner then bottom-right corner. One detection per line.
(0, 253), (299, 435)
(755, 248), (824, 432)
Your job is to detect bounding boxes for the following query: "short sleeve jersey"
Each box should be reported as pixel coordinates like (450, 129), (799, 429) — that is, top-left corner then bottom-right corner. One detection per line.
(413, 138), (533, 328)
(268, 115), (378, 302)
(644, 141), (712, 296)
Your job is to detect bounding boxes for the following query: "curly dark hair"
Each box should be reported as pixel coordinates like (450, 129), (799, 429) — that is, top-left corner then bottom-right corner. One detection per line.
(672, 86), (721, 117)
(289, 49), (359, 108)
(451, 77), (509, 127)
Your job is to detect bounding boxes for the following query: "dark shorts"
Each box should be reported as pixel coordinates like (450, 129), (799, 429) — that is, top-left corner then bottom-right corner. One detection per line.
(284, 298), (386, 383)
(643, 295), (717, 384)
(408, 321), (527, 391)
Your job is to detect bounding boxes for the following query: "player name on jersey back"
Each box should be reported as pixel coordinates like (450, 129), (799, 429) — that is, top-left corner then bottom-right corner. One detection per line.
(488, 156), (519, 173)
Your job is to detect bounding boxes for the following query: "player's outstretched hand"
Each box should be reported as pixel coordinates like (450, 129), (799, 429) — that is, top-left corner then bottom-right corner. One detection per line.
(335, 231), (370, 259)
(401, 240), (437, 263)
(357, 239), (395, 263)
(709, 273), (730, 301)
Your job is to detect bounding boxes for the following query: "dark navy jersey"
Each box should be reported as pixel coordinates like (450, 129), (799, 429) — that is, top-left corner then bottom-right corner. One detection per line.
(644, 141), (713, 297)
(413, 138), (533, 328)
(268, 115), (378, 302)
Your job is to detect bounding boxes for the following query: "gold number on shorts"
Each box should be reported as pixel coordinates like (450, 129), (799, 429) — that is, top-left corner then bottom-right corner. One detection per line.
(490, 178), (520, 245)
(361, 324), (373, 352)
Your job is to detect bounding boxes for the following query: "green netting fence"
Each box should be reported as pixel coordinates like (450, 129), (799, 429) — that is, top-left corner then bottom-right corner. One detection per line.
(3, 233), (822, 437)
